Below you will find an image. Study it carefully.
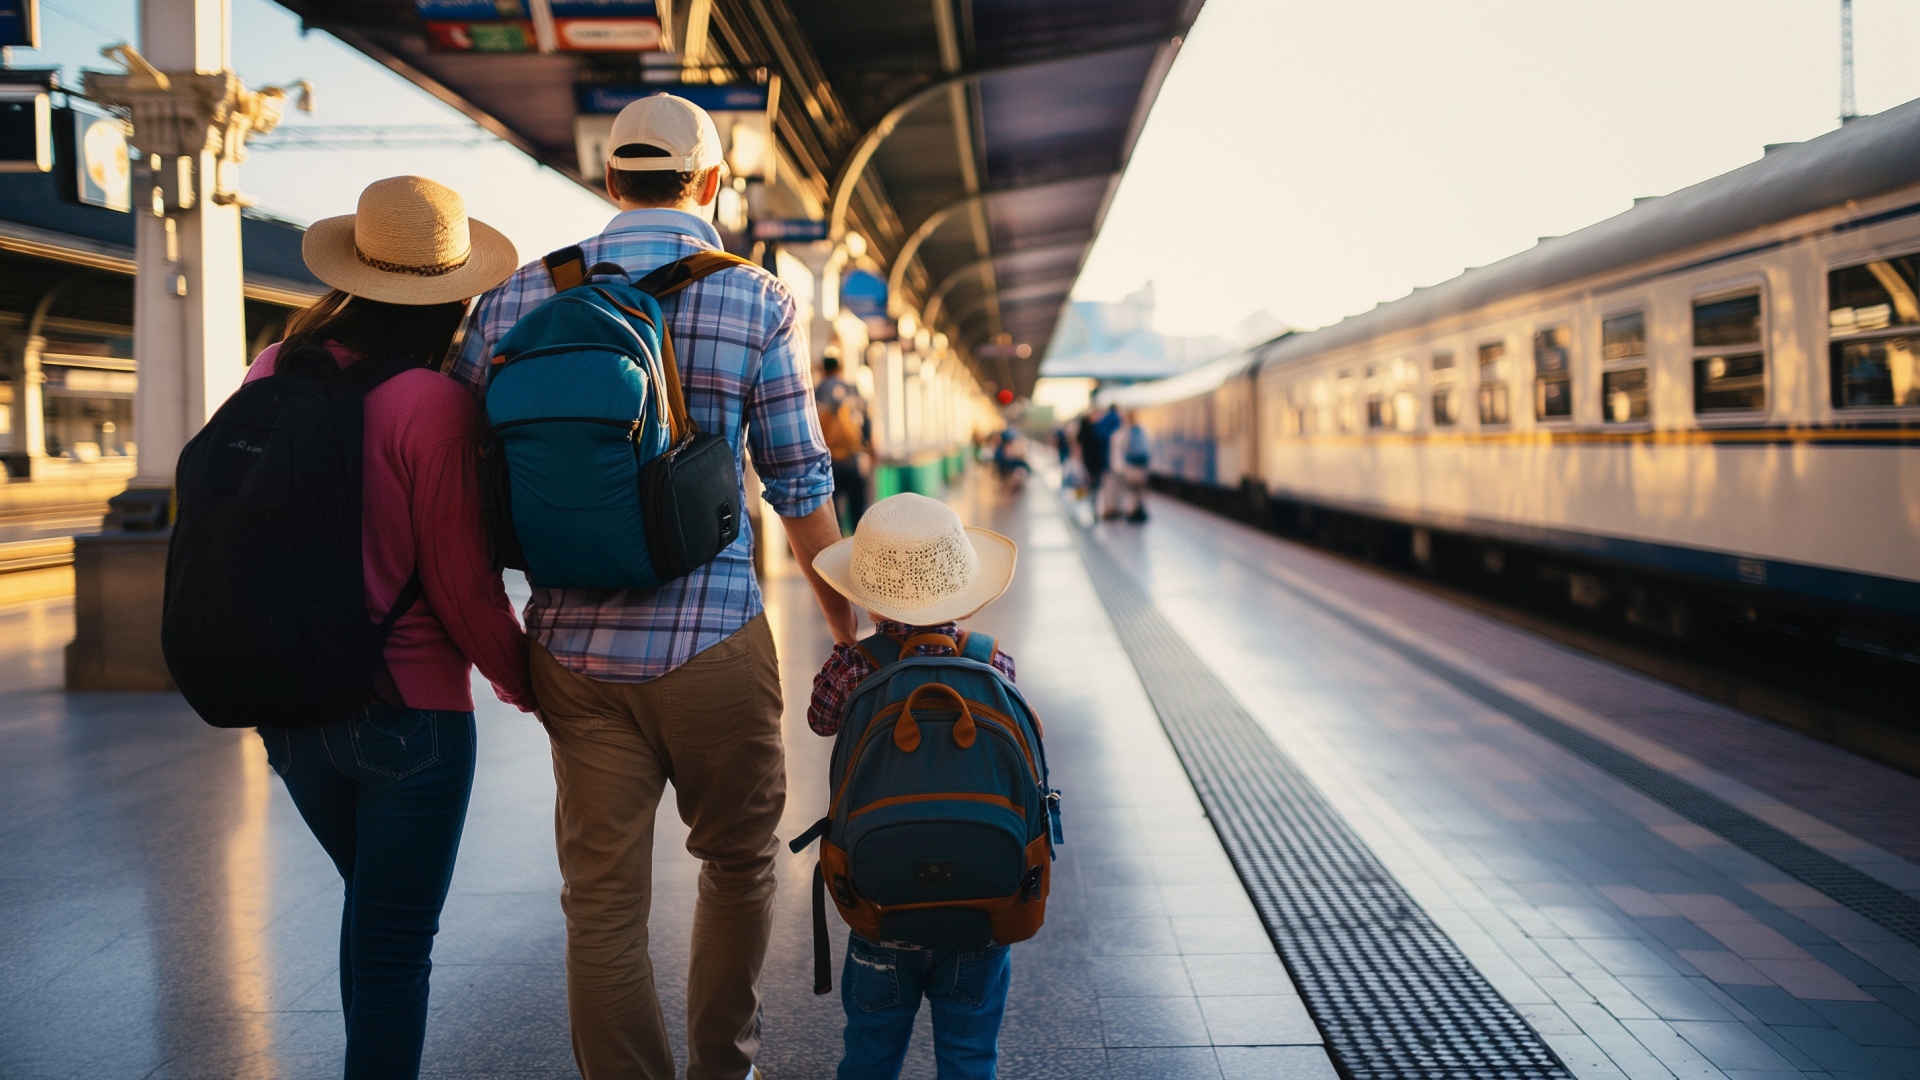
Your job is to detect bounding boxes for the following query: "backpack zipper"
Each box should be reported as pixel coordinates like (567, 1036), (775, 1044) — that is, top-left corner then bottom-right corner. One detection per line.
(490, 416), (644, 439)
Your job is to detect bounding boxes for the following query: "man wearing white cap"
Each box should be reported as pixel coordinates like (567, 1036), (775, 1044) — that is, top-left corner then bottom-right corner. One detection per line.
(452, 94), (855, 1080)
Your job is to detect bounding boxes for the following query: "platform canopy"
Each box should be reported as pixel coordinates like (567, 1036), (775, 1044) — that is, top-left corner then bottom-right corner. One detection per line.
(271, 0), (1202, 394)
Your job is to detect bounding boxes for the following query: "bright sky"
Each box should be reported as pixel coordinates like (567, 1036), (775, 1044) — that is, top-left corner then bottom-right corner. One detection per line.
(18, 1), (1920, 339)
(1075, 0), (1920, 336)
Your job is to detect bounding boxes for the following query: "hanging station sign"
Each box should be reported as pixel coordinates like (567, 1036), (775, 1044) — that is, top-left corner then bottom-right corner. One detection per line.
(750, 218), (828, 242)
(59, 107), (133, 211)
(416, 0), (534, 51)
(550, 0), (661, 51)
(416, 0), (661, 53)
(573, 82), (777, 183)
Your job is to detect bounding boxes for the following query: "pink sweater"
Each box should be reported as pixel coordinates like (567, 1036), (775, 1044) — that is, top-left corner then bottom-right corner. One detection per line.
(247, 342), (532, 712)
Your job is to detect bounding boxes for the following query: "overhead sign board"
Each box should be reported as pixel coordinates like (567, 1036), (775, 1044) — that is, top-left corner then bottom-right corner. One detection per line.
(553, 17), (659, 50)
(417, 0), (660, 52)
(575, 83), (769, 115)
(573, 82), (776, 183)
(59, 108), (133, 212)
(751, 218), (828, 242)
(0, 0), (38, 49)
(422, 20), (535, 51)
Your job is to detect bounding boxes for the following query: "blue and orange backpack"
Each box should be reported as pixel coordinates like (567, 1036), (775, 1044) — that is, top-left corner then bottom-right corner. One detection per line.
(480, 248), (752, 590)
(790, 629), (1062, 993)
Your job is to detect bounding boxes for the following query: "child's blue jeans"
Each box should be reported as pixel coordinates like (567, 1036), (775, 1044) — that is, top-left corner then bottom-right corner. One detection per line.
(838, 935), (1012, 1080)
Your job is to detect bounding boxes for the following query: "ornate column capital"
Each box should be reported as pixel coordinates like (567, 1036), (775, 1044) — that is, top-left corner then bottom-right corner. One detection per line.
(85, 65), (288, 205)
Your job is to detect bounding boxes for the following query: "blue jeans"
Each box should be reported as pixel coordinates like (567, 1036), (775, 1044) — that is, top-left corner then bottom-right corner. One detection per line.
(259, 706), (477, 1080)
(838, 935), (1011, 1080)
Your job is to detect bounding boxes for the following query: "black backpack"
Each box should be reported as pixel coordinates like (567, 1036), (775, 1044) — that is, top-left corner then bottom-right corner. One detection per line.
(162, 345), (422, 728)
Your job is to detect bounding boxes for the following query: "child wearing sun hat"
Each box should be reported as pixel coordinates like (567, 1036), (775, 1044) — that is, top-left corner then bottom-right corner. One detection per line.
(807, 491), (1022, 1080)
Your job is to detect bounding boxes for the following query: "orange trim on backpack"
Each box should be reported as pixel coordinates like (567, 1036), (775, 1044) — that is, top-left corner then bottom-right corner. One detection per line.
(899, 632), (959, 655)
(820, 834), (1053, 946)
(848, 791), (1024, 821)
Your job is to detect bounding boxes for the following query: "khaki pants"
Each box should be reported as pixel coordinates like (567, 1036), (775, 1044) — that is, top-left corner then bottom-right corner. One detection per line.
(533, 616), (784, 1080)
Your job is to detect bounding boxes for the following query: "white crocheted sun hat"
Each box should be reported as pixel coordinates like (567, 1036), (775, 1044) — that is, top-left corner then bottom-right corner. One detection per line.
(812, 493), (1016, 625)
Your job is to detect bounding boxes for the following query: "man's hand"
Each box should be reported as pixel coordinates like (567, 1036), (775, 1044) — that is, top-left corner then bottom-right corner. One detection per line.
(781, 502), (859, 644)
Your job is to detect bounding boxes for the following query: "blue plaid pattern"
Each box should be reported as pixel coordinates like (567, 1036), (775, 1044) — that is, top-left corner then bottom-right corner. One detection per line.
(451, 209), (832, 682)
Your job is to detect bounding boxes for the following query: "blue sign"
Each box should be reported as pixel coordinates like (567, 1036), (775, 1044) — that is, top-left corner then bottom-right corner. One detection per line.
(414, 0), (524, 19)
(751, 218), (828, 242)
(841, 270), (888, 319)
(0, 0), (38, 48)
(549, 0), (655, 15)
(576, 83), (770, 115)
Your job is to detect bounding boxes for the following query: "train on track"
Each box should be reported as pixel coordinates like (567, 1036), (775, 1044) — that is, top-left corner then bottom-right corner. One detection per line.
(1108, 98), (1920, 734)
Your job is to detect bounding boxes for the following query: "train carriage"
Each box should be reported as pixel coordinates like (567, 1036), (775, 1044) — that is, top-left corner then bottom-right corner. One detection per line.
(1111, 97), (1920, 726)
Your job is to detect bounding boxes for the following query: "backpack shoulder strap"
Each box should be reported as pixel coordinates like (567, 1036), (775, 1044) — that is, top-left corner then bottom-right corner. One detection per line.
(618, 251), (754, 445)
(543, 245), (587, 292)
(960, 632), (997, 666)
(633, 250), (757, 299)
(857, 632), (902, 669)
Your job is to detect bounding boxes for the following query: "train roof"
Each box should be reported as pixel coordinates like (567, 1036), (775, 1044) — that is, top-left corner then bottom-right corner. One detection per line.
(1099, 343), (1268, 407)
(1251, 96), (1920, 370)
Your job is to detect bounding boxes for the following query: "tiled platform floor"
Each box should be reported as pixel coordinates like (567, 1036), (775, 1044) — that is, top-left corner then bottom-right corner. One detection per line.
(0, 479), (1332, 1079)
(5, 472), (1918, 1078)
(1090, 495), (1920, 1080)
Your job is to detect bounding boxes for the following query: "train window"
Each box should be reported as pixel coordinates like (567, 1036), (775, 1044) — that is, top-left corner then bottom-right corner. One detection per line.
(1692, 293), (1765, 413)
(1832, 337), (1920, 407)
(1693, 294), (1761, 348)
(1602, 311), (1646, 360)
(1603, 368), (1650, 423)
(1694, 353), (1766, 411)
(1828, 256), (1920, 407)
(1477, 341), (1510, 425)
(1829, 256), (1920, 331)
(1430, 351), (1458, 425)
(1533, 325), (1572, 419)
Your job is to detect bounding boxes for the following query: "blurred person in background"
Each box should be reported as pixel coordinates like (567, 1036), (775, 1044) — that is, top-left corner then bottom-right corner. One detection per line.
(993, 426), (1031, 493)
(1075, 408), (1110, 511)
(816, 353), (873, 528)
(1110, 409), (1152, 524)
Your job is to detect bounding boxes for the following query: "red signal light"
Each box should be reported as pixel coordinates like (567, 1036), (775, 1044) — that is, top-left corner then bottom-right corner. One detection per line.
(996, 389), (1015, 405)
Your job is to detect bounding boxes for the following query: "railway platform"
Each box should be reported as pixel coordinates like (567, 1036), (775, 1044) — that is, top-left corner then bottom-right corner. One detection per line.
(4, 477), (1920, 1080)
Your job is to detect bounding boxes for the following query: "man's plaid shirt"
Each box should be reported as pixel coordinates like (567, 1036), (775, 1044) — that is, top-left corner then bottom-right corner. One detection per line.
(450, 208), (832, 682)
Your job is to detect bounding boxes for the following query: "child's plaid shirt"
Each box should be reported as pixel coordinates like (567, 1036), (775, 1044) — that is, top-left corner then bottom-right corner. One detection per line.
(808, 619), (1017, 736)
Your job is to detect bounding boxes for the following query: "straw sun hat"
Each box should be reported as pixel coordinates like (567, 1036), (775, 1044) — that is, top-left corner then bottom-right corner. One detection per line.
(302, 175), (519, 305)
(813, 493), (1016, 626)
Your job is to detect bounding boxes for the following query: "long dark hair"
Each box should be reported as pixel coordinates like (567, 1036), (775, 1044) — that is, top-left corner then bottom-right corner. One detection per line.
(276, 289), (468, 377)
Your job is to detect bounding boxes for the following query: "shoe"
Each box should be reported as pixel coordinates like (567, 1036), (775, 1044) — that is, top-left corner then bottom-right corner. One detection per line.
(1126, 510), (1148, 523)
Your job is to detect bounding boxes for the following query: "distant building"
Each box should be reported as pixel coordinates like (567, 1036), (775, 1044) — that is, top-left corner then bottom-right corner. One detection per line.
(1, 157), (321, 476)
(1039, 282), (1245, 383)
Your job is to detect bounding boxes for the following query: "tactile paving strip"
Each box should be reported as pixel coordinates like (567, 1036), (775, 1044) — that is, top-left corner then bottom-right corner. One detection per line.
(1070, 526), (1572, 1080)
(1206, 541), (1920, 949)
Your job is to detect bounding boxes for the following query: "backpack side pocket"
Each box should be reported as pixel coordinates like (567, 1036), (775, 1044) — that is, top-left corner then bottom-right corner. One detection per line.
(479, 433), (528, 571)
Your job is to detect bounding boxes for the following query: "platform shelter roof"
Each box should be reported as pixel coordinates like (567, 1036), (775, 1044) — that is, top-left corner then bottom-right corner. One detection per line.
(272, 0), (1204, 396)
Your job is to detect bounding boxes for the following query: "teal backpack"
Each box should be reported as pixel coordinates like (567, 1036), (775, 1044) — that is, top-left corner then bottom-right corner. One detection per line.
(482, 248), (753, 589)
(790, 629), (1062, 993)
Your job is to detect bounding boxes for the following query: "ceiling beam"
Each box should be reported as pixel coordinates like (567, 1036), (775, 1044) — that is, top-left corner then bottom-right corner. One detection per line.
(884, 168), (1113, 317)
(825, 30), (1179, 242)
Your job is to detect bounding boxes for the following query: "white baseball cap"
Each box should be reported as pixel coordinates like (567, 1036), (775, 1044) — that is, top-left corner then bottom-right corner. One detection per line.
(606, 94), (725, 173)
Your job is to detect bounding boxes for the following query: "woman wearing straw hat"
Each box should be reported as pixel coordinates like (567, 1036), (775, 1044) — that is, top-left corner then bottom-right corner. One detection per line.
(245, 176), (533, 1079)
